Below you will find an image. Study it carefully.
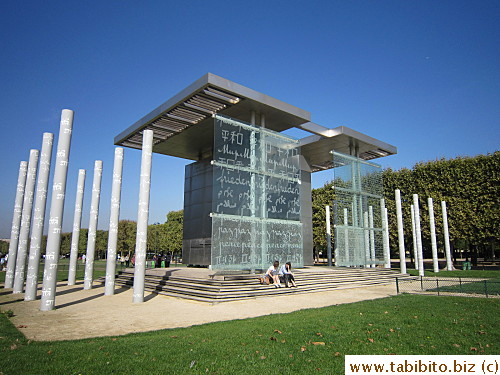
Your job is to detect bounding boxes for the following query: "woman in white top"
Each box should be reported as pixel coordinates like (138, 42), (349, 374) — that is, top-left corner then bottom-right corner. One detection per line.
(279, 262), (297, 288)
(265, 261), (282, 288)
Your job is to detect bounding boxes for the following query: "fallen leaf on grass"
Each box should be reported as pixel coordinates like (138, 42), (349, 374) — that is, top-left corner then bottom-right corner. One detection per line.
(389, 328), (395, 332)
(367, 338), (374, 343)
(478, 331), (487, 335)
(300, 346), (307, 352)
(47, 350), (53, 355)
(312, 342), (325, 346)
(281, 339), (286, 343)
(470, 347), (478, 351)
(453, 344), (461, 348)
(274, 329), (282, 334)
(10, 344), (18, 350)
(260, 356), (266, 360)
(270, 337), (277, 341)
(334, 352), (341, 357)
(316, 332), (323, 337)
(289, 354), (293, 358)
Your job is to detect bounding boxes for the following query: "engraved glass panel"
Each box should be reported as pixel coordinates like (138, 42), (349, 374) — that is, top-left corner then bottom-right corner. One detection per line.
(212, 115), (302, 270)
(332, 151), (384, 267)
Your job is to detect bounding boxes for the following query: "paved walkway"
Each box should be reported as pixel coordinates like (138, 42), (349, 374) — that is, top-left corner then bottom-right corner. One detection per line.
(0, 278), (397, 342)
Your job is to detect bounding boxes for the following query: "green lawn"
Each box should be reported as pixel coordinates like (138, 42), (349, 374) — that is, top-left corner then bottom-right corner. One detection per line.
(1, 294), (498, 374)
(0, 259), (123, 284)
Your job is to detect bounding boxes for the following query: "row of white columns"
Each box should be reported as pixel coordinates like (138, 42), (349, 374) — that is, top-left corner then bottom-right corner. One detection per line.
(395, 190), (453, 275)
(4, 109), (154, 311)
(326, 190), (453, 274)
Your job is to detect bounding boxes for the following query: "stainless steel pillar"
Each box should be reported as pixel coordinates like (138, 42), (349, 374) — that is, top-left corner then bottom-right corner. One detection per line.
(133, 130), (153, 303)
(413, 194), (425, 276)
(368, 206), (375, 268)
(25, 133), (54, 301)
(410, 204), (419, 271)
(4, 161), (28, 289)
(363, 211), (370, 267)
(84, 160), (103, 290)
(428, 197), (439, 273)
(12, 149), (39, 293)
(325, 205), (332, 266)
(343, 208), (349, 265)
(381, 199), (391, 268)
(40, 109), (74, 311)
(105, 148), (124, 296)
(67, 169), (86, 286)
(441, 201), (453, 271)
(395, 189), (407, 274)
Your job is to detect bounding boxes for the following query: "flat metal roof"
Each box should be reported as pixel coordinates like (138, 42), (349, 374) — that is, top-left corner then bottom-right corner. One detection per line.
(115, 73), (397, 169)
(114, 73), (311, 161)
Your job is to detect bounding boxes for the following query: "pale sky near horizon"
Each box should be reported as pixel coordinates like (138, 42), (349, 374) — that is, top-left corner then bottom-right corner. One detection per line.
(0, 0), (498, 238)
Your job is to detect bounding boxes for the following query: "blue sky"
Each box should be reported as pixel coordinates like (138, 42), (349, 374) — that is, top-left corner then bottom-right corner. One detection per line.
(0, 0), (498, 238)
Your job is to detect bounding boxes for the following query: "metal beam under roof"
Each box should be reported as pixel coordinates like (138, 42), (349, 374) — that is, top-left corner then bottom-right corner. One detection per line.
(115, 73), (397, 169)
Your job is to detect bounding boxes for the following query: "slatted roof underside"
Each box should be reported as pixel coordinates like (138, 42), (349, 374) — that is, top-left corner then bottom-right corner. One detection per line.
(119, 86), (241, 150)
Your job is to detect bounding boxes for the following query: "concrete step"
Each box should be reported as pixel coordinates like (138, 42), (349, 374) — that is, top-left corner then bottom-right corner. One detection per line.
(96, 267), (411, 303)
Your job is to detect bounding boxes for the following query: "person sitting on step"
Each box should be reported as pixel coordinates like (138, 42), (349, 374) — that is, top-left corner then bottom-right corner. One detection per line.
(261, 260), (282, 288)
(279, 261), (297, 288)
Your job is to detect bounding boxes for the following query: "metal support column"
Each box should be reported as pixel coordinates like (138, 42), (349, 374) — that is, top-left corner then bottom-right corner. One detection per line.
(395, 189), (407, 274)
(133, 130), (153, 303)
(428, 197), (439, 273)
(326, 205), (332, 266)
(84, 160), (103, 290)
(441, 201), (453, 271)
(67, 169), (86, 286)
(105, 148), (124, 295)
(40, 109), (74, 311)
(25, 133), (54, 301)
(12, 149), (39, 293)
(413, 194), (425, 277)
(4, 161), (28, 289)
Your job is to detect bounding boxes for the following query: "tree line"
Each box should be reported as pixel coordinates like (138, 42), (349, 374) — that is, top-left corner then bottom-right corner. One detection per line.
(312, 151), (499, 264)
(2, 152), (497, 265)
(0, 210), (183, 260)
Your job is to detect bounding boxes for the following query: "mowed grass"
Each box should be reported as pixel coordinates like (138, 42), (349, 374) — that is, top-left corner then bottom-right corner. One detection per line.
(0, 259), (122, 284)
(1, 294), (499, 374)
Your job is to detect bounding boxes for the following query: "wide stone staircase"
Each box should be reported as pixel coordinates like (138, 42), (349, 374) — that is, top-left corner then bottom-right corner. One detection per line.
(97, 266), (412, 303)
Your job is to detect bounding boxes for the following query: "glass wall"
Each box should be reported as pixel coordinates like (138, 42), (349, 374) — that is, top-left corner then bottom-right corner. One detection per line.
(332, 151), (384, 267)
(211, 115), (303, 270)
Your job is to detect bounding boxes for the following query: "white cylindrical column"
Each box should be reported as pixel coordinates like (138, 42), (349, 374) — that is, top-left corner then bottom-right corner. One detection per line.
(67, 169), (86, 286)
(343, 208), (349, 265)
(105, 148), (124, 296)
(410, 204), (419, 270)
(381, 198), (391, 269)
(84, 161), (103, 290)
(4, 161), (28, 288)
(442, 201), (453, 271)
(133, 130), (154, 303)
(13, 149), (39, 293)
(428, 197), (439, 273)
(363, 211), (370, 267)
(368, 206), (375, 268)
(413, 194), (425, 276)
(395, 189), (407, 274)
(25, 133), (54, 301)
(325, 205), (332, 266)
(40, 109), (74, 311)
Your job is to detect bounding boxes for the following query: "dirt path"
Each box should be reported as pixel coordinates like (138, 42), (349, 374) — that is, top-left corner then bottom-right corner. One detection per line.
(0, 281), (396, 341)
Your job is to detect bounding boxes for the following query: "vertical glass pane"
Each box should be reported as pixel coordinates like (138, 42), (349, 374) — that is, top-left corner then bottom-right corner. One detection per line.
(333, 151), (384, 267)
(212, 115), (302, 270)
